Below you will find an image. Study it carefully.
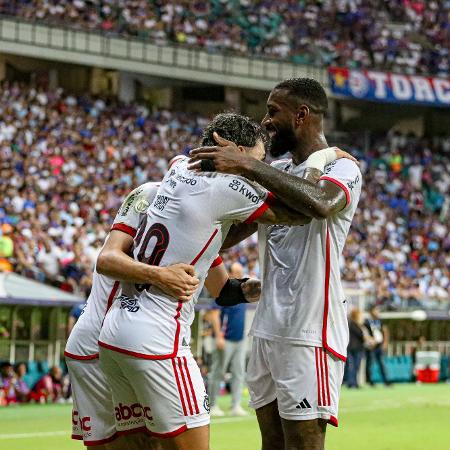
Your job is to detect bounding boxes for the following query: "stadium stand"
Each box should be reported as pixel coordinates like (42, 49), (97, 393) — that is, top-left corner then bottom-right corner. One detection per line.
(0, 80), (448, 307)
(0, 0), (448, 76)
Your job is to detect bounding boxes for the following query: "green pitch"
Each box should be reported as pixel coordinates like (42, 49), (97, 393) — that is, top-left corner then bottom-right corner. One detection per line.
(0, 384), (448, 450)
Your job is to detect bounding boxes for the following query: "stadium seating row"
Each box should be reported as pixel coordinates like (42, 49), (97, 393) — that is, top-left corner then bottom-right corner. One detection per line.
(0, 1), (448, 76)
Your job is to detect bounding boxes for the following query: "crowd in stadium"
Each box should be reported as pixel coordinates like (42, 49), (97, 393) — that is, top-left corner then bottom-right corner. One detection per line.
(0, 80), (449, 308)
(0, 361), (70, 405)
(0, 0), (448, 76)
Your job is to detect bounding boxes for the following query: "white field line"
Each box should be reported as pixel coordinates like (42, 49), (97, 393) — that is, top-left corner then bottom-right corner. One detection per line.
(1, 398), (450, 440)
(0, 430), (67, 439)
(0, 417), (254, 440)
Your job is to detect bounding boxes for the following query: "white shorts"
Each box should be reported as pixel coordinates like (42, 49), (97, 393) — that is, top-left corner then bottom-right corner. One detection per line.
(247, 338), (344, 426)
(99, 347), (210, 437)
(66, 357), (123, 446)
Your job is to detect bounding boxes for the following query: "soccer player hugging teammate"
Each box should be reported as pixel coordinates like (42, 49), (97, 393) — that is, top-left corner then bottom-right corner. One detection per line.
(65, 177), (248, 450)
(65, 180), (202, 450)
(190, 79), (362, 450)
(97, 112), (344, 450)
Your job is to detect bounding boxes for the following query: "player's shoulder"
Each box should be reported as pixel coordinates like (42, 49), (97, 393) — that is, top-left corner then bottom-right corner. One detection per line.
(212, 173), (267, 200)
(118, 182), (160, 217)
(324, 157), (362, 179)
(168, 155), (188, 170)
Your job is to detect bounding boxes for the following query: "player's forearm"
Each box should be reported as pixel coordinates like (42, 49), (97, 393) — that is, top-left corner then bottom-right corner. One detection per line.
(204, 263), (229, 298)
(256, 204), (312, 225)
(241, 159), (339, 219)
(221, 223), (257, 250)
(96, 249), (163, 284)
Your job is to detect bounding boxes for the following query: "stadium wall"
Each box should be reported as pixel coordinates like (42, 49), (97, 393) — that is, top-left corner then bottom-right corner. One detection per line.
(0, 17), (327, 91)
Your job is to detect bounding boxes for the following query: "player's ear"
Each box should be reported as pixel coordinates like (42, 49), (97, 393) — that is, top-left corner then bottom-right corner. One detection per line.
(237, 145), (246, 153)
(295, 105), (309, 126)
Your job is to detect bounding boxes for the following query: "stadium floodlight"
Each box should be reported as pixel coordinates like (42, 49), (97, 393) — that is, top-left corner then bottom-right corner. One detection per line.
(378, 310), (427, 321)
(410, 310), (427, 321)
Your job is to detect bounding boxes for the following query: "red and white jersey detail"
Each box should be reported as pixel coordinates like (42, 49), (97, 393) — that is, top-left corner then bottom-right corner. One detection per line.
(64, 182), (160, 359)
(250, 158), (362, 360)
(99, 158), (271, 359)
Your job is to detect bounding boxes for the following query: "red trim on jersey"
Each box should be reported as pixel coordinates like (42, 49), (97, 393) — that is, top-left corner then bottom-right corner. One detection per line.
(183, 356), (200, 414)
(210, 255), (223, 269)
(168, 156), (186, 169)
(322, 226), (347, 362)
(244, 192), (277, 225)
(315, 348), (322, 406)
(64, 351), (99, 360)
(328, 416), (339, 427)
(178, 357), (194, 416)
(83, 432), (120, 446)
(320, 176), (350, 208)
(110, 223), (137, 237)
(323, 350), (331, 406)
(106, 281), (120, 314)
(72, 434), (83, 440)
(191, 229), (219, 265)
(149, 424), (188, 438)
(171, 301), (183, 357)
(172, 358), (188, 416)
(98, 340), (173, 360)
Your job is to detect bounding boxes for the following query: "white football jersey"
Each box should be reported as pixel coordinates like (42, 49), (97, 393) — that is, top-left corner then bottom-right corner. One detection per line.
(99, 158), (272, 359)
(250, 158), (362, 361)
(64, 182), (161, 359)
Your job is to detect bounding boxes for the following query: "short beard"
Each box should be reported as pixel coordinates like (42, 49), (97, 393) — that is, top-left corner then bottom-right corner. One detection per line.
(268, 126), (297, 158)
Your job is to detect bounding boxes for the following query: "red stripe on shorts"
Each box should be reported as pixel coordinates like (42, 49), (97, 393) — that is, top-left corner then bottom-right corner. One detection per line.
(183, 356), (200, 414)
(172, 358), (187, 416)
(178, 357), (194, 416)
(319, 348), (326, 407)
(323, 349), (331, 406)
(315, 347), (322, 406)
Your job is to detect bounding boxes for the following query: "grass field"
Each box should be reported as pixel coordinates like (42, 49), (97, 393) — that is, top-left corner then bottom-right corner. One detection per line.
(0, 384), (449, 450)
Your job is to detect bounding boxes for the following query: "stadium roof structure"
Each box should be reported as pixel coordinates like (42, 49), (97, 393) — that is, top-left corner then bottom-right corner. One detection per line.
(0, 272), (84, 307)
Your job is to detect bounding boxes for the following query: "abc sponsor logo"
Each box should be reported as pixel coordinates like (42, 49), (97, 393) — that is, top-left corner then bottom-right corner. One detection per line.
(114, 403), (153, 422)
(72, 410), (92, 433)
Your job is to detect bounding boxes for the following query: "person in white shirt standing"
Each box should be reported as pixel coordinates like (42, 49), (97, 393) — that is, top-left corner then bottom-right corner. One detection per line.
(189, 78), (362, 450)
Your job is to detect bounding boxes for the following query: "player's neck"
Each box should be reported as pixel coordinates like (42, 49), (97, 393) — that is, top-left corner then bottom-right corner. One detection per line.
(292, 134), (328, 166)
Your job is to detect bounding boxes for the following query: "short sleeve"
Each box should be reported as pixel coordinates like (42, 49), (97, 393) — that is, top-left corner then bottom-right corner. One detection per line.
(211, 175), (275, 225)
(111, 182), (160, 236)
(320, 159), (362, 213)
(210, 255), (223, 268)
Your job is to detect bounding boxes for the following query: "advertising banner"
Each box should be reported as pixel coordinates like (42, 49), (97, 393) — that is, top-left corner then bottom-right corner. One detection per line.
(328, 67), (450, 108)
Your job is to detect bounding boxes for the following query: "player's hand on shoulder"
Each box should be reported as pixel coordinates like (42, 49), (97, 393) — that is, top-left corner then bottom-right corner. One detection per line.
(241, 278), (261, 303)
(188, 132), (251, 175)
(334, 148), (359, 165)
(155, 263), (200, 302)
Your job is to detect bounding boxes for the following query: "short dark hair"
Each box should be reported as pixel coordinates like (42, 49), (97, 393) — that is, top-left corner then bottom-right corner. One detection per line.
(275, 78), (328, 114)
(201, 112), (267, 148)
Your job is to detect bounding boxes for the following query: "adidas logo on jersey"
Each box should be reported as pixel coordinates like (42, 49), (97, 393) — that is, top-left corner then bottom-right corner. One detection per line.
(296, 398), (311, 409)
(182, 337), (189, 346)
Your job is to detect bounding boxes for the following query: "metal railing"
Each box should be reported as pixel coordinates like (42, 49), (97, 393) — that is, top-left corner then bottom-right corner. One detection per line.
(0, 16), (327, 89)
